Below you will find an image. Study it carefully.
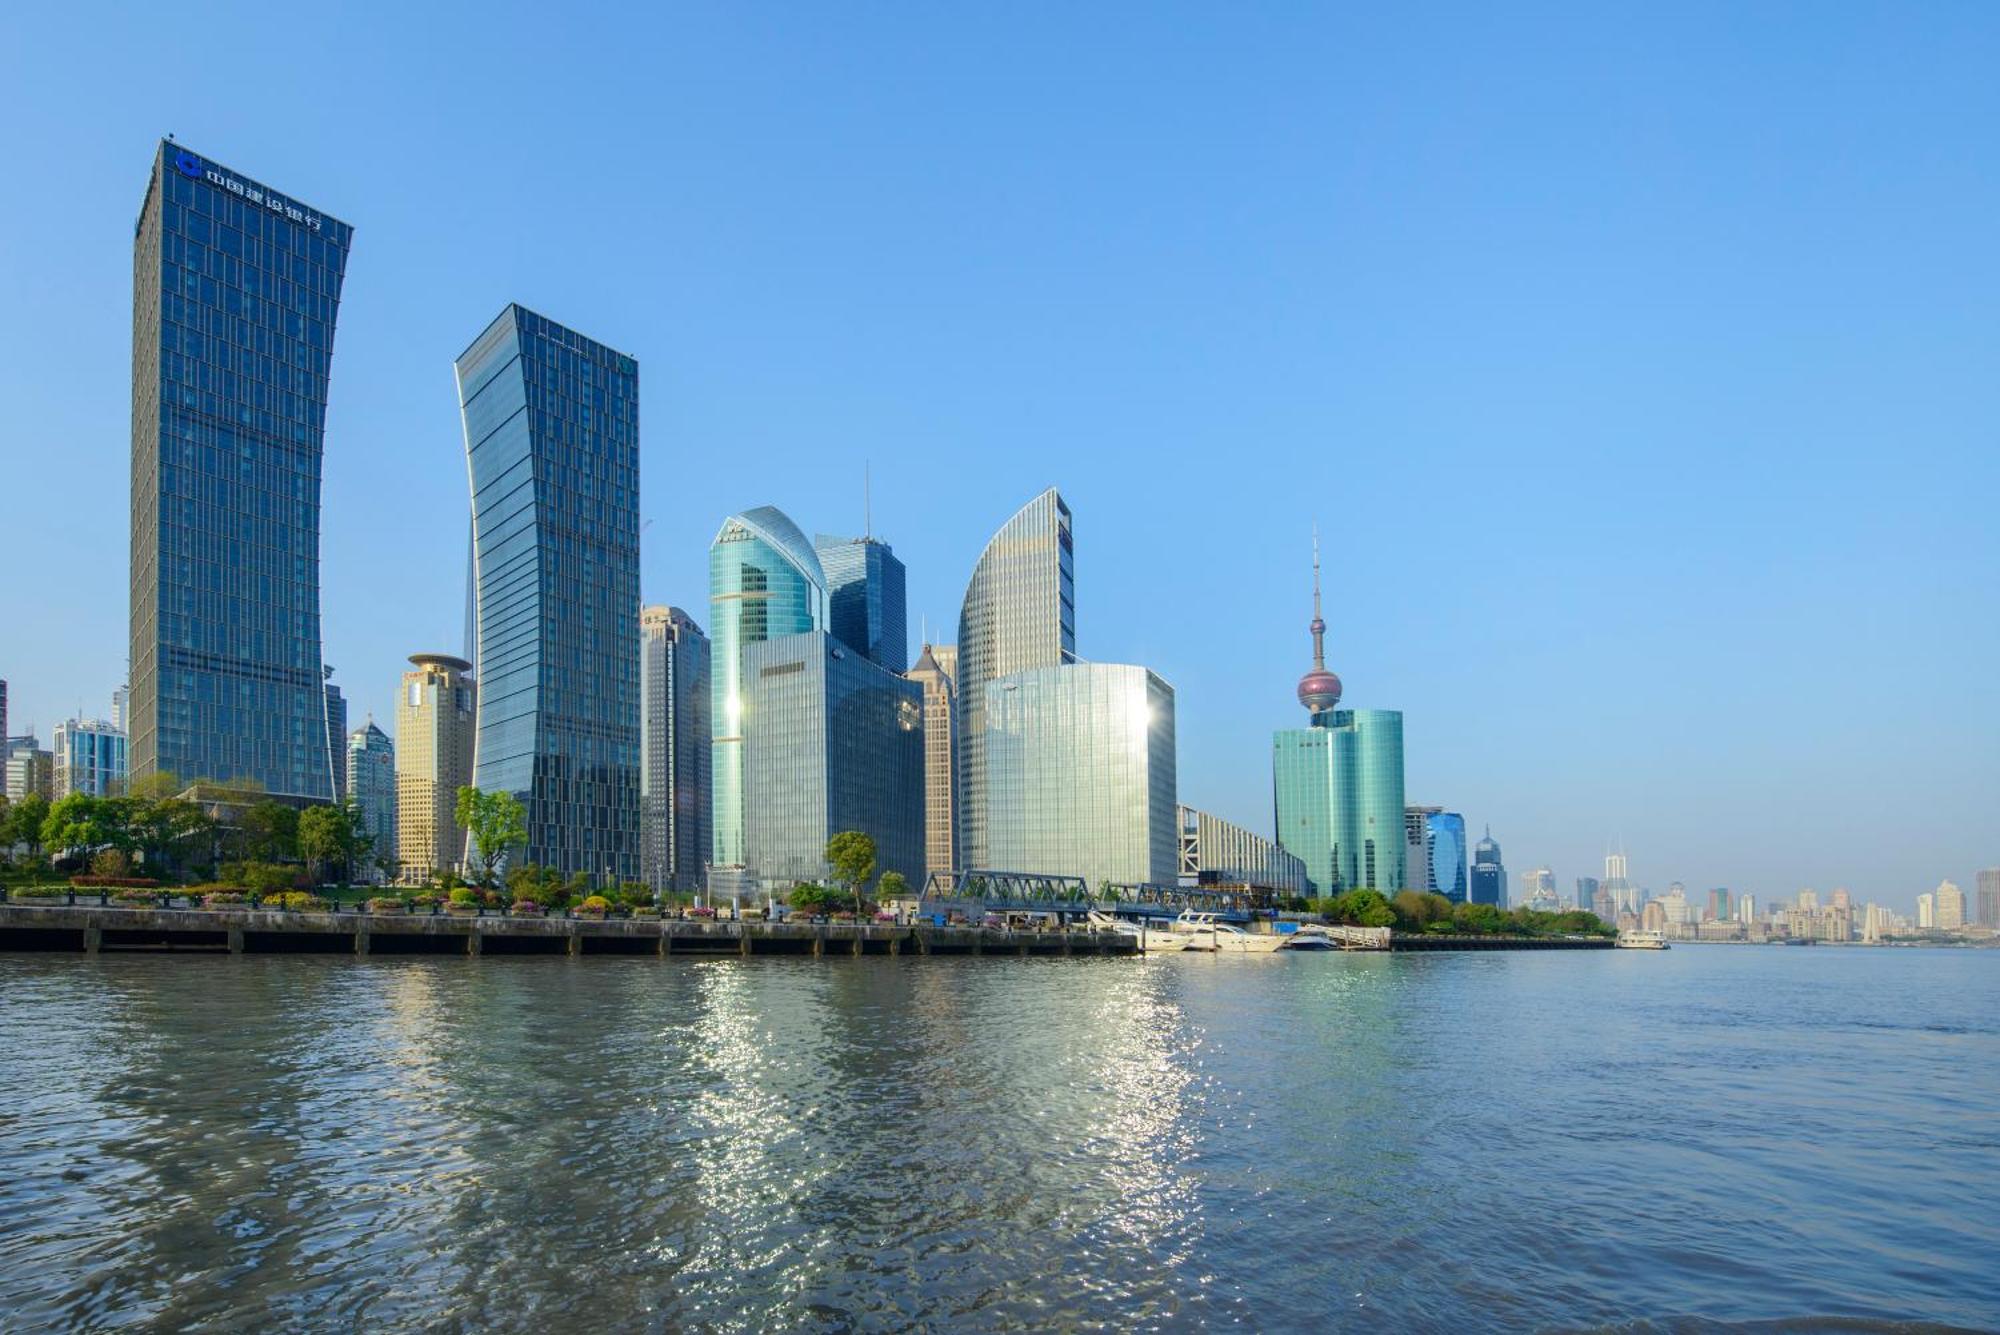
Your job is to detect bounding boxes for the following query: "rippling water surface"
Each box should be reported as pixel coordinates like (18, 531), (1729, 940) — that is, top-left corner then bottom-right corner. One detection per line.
(0, 946), (1994, 1331)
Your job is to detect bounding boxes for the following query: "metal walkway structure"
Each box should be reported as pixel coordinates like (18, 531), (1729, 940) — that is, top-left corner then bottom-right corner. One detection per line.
(919, 871), (1257, 924)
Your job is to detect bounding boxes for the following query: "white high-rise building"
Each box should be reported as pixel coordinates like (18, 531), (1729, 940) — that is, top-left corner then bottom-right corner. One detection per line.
(1933, 880), (1965, 931)
(1797, 888), (1818, 912)
(52, 719), (127, 799)
(1916, 892), (1936, 929)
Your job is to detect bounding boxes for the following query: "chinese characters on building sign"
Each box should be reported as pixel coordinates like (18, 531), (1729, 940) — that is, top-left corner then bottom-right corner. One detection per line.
(174, 149), (324, 233)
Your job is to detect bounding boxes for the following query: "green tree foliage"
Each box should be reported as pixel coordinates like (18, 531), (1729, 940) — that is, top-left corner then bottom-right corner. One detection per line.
(877, 870), (909, 903)
(455, 787), (527, 885)
(787, 881), (841, 914)
(240, 801), (300, 863)
(824, 830), (878, 916)
(1316, 888), (1397, 928)
(5, 792), (52, 857)
(297, 802), (370, 884)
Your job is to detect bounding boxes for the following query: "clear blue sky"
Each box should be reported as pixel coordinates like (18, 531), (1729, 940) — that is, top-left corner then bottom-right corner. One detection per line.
(3, 3), (1995, 911)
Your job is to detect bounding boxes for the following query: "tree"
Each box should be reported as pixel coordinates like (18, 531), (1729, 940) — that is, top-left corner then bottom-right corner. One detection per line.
(241, 801), (300, 863)
(297, 804), (350, 885)
(825, 830), (877, 916)
(456, 787), (527, 886)
(878, 871), (909, 906)
(6, 793), (51, 859)
(43, 793), (120, 860)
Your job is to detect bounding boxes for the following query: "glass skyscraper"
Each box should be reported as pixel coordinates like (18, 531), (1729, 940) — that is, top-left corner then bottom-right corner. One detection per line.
(457, 305), (641, 882)
(709, 507), (826, 867)
(816, 535), (907, 672)
(740, 631), (924, 892)
(345, 721), (396, 877)
(1470, 827), (1506, 906)
(904, 643), (958, 881)
(641, 605), (711, 893)
(52, 719), (128, 800)
(1422, 808), (1468, 903)
(955, 488), (1075, 871)
(128, 141), (353, 800)
(983, 663), (1176, 889)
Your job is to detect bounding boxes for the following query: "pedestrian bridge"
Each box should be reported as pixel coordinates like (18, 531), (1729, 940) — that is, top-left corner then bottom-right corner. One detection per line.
(919, 871), (1257, 924)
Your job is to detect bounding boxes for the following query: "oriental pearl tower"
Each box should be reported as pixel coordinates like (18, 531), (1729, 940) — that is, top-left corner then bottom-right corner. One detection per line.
(1297, 529), (1343, 725)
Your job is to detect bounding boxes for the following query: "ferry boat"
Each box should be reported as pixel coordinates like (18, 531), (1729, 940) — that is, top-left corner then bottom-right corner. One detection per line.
(1616, 929), (1669, 950)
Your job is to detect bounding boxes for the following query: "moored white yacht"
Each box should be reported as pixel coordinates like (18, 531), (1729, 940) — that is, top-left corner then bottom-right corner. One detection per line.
(1616, 929), (1669, 950)
(1087, 911), (1193, 953)
(1170, 912), (1288, 953)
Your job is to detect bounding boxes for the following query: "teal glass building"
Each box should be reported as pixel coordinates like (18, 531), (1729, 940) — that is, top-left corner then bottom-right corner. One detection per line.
(1270, 542), (1407, 893)
(457, 305), (641, 882)
(740, 631), (924, 893)
(709, 507), (826, 867)
(983, 663), (1176, 890)
(128, 142), (353, 800)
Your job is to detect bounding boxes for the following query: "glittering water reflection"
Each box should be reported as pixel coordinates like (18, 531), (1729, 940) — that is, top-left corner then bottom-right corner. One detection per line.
(0, 949), (1994, 1330)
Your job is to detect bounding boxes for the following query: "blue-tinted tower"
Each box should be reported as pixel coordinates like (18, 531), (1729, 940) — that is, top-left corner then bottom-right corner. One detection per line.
(457, 304), (642, 882)
(1427, 810), (1469, 904)
(815, 535), (908, 673)
(128, 142), (354, 800)
(1470, 826), (1506, 906)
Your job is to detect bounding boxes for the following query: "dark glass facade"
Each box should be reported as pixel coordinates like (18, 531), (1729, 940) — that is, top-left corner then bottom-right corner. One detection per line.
(128, 142), (353, 799)
(641, 605), (711, 893)
(1470, 828), (1506, 906)
(1426, 810), (1468, 904)
(815, 535), (908, 673)
(457, 305), (641, 882)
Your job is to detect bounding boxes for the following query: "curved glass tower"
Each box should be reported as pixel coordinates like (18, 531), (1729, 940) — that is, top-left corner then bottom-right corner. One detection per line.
(458, 305), (641, 882)
(709, 506), (826, 867)
(955, 488), (1074, 871)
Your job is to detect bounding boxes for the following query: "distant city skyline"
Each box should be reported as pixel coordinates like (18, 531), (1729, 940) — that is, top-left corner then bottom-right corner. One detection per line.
(1, 7), (1995, 906)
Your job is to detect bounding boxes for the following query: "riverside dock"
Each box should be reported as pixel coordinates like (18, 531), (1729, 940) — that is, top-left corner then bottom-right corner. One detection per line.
(0, 902), (1136, 959)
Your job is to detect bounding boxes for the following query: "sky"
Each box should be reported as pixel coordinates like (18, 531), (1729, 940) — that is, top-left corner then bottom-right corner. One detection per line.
(2, 3), (1995, 912)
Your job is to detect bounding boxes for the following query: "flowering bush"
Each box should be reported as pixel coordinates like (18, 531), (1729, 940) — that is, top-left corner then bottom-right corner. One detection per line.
(686, 905), (717, 919)
(578, 895), (611, 914)
(267, 891), (329, 912)
(366, 897), (407, 914)
(203, 891), (250, 907)
(448, 888), (480, 906)
(510, 900), (543, 916)
(632, 907), (660, 919)
(70, 876), (161, 889)
(829, 910), (856, 922)
(874, 911), (897, 922)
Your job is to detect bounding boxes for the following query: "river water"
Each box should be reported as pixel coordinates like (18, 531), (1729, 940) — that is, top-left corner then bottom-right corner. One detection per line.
(0, 945), (1993, 1331)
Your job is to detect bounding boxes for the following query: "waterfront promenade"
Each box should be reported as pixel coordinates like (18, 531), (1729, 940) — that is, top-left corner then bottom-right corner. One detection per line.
(0, 903), (1136, 960)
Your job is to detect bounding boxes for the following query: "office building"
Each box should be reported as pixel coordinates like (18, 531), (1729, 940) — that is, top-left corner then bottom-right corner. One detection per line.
(1270, 540), (1407, 893)
(1708, 887), (1733, 922)
(1575, 875), (1600, 914)
(52, 719), (128, 799)
(955, 488), (1075, 872)
(458, 305), (641, 882)
(111, 685), (128, 732)
(1178, 804), (1308, 896)
(345, 721), (396, 878)
(1603, 850), (1636, 916)
(1797, 888), (1818, 912)
(739, 631), (923, 893)
(5, 736), (54, 803)
(1916, 892), (1935, 929)
(1934, 879), (1966, 931)
(324, 674), (347, 802)
(128, 142), (353, 800)
(1737, 892), (1757, 924)
(1470, 826), (1506, 907)
(984, 663), (1176, 890)
(641, 605), (711, 894)
(816, 534), (907, 673)
(395, 654), (475, 883)
(904, 643), (959, 882)
(1421, 809), (1469, 904)
(1520, 866), (1559, 911)
(1, 682), (10, 756)
(709, 506), (827, 868)
(1977, 868), (2000, 929)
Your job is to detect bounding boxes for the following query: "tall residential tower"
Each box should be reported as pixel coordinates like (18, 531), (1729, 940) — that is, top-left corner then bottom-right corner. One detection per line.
(641, 605), (711, 894)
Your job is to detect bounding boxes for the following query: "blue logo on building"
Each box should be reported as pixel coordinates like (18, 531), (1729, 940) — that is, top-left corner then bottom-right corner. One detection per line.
(173, 150), (203, 179)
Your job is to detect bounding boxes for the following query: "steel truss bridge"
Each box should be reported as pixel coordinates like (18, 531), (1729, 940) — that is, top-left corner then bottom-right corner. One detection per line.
(919, 871), (1257, 924)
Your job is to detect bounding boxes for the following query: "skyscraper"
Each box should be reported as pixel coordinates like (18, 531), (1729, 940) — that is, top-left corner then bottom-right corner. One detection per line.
(1934, 879), (1966, 930)
(458, 305), (641, 882)
(1575, 876), (1600, 913)
(955, 488), (1074, 872)
(984, 663), (1176, 890)
(129, 142), (353, 800)
(4, 737), (54, 804)
(709, 507), (827, 868)
(641, 605), (711, 894)
(1271, 538), (1407, 893)
(1470, 827), (1506, 906)
(345, 721), (396, 878)
(1708, 887), (1733, 921)
(816, 535), (908, 672)
(323, 673), (347, 802)
(395, 654), (475, 883)
(2, 681), (12, 757)
(740, 631), (924, 893)
(52, 720), (127, 799)
(1916, 892), (1935, 929)
(1426, 810), (1469, 903)
(904, 643), (959, 882)
(1977, 868), (2000, 929)
(1603, 850), (1636, 916)
(1520, 866), (1558, 909)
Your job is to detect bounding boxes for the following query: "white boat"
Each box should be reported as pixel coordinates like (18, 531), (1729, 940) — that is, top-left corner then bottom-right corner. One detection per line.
(1171, 912), (1288, 953)
(1276, 925), (1340, 951)
(1088, 911), (1192, 953)
(1616, 930), (1669, 950)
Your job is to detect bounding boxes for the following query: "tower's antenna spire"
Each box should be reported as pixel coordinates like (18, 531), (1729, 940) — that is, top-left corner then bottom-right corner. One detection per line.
(864, 460), (872, 540)
(1309, 523), (1326, 670)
